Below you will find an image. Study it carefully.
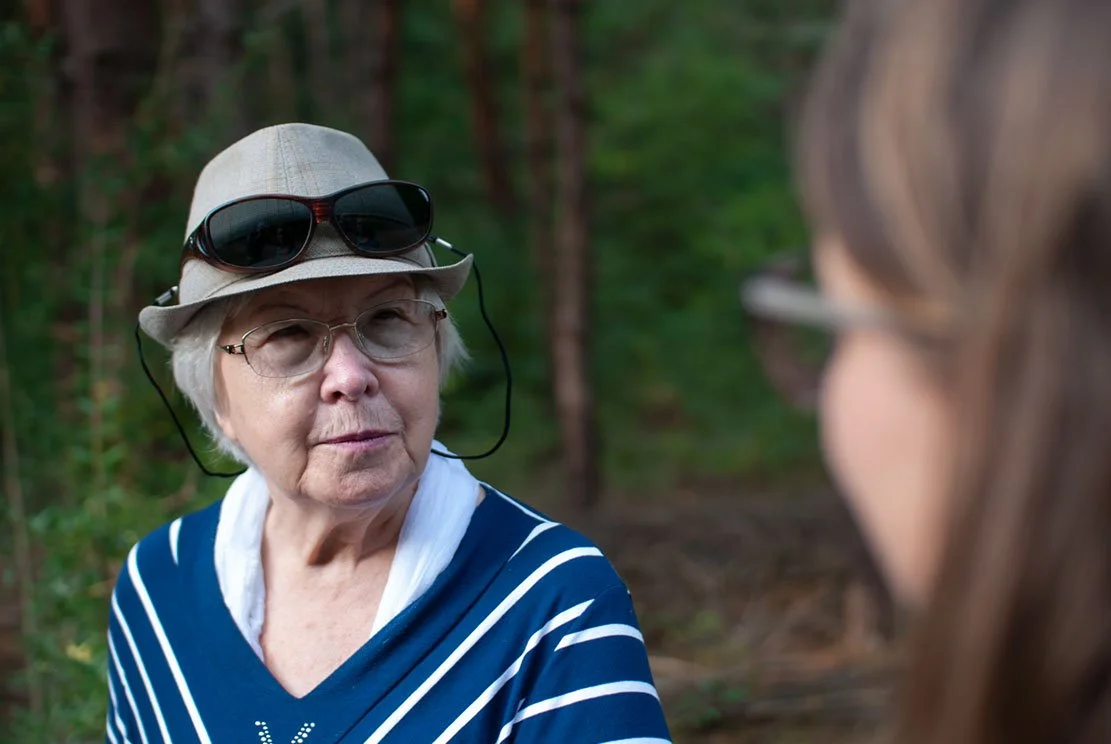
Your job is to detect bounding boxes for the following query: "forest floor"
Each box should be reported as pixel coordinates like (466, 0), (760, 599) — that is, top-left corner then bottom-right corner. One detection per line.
(531, 477), (899, 744)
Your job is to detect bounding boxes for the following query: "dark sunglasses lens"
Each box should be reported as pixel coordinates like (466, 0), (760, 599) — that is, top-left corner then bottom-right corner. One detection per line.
(333, 183), (433, 254)
(207, 199), (313, 269)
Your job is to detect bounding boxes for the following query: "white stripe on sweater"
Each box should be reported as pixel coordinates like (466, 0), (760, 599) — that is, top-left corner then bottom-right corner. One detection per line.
(555, 623), (644, 650)
(107, 633), (140, 744)
(509, 522), (559, 560)
(104, 711), (119, 744)
(127, 547), (213, 744)
(364, 546), (603, 744)
(496, 681), (660, 743)
(110, 592), (162, 744)
(105, 655), (130, 743)
(432, 600), (594, 744)
(493, 488), (551, 523)
(168, 518), (182, 566)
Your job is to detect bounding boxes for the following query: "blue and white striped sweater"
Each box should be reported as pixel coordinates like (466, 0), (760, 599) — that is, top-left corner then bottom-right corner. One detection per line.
(106, 487), (672, 743)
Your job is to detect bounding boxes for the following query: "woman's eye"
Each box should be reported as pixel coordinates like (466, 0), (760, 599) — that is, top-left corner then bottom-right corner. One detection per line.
(266, 323), (312, 341)
(371, 307), (407, 322)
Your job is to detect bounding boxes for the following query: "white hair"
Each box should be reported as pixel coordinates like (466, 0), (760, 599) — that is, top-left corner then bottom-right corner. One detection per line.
(170, 277), (469, 465)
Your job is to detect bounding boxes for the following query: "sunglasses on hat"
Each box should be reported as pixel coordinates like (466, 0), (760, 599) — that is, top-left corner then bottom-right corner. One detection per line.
(181, 180), (434, 273)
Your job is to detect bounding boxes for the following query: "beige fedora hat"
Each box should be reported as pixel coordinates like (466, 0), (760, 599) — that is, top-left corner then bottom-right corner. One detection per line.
(138, 122), (472, 347)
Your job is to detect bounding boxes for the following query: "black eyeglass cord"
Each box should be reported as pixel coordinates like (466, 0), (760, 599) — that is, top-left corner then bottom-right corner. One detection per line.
(430, 238), (513, 461)
(135, 323), (245, 477)
(136, 240), (513, 478)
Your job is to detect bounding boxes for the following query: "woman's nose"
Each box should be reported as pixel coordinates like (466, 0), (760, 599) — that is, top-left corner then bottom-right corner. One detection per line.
(320, 329), (379, 401)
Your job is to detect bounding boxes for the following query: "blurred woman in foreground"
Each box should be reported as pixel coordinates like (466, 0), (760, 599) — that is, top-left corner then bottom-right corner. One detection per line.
(743, 0), (1111, 741)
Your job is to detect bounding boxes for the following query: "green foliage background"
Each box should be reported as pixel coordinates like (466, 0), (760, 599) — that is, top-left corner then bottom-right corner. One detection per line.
(0, 1), (833, 739)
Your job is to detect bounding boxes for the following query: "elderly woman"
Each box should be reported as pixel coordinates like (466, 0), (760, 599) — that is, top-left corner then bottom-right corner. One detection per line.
(109, 123), (670, 743)
(744, 0), (1111, 742)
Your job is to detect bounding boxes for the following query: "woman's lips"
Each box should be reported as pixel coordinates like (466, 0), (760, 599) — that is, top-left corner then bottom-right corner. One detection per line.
(319, 430), (394, 450)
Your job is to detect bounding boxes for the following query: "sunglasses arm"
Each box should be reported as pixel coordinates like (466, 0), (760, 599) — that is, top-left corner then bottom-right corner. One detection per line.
(155, 286), (179, 307)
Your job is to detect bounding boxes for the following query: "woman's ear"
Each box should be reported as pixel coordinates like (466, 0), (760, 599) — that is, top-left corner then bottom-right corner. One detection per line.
(212, 362), (237, 443)
(213, 408), (236, 443)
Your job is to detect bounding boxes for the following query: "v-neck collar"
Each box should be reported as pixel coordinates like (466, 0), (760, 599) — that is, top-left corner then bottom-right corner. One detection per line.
(170, 489), (517, 737)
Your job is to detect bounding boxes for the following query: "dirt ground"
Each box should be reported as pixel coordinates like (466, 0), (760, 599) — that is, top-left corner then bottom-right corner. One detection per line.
(532, 480), (899, 744)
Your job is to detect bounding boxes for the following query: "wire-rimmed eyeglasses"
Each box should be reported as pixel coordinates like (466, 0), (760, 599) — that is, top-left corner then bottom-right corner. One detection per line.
(218, 298), (447, 379)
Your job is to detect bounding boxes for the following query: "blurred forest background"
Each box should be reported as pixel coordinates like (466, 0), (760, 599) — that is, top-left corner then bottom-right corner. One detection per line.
(0, 0), (898, 741)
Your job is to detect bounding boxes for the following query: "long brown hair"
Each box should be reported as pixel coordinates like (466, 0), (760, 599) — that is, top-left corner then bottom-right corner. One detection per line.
(799, 0), (1111, 742)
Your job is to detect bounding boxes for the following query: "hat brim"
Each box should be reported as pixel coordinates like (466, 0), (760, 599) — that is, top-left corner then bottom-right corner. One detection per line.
(138, 253), (473, 348)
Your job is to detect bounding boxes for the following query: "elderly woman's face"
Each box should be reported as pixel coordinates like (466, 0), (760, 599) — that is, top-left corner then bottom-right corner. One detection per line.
(213, 275), (441, 510)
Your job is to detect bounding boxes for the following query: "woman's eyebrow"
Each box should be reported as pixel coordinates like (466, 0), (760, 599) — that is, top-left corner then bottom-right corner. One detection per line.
(249, 299), (314, 316)
(361, 279), (411, 304)
(246, 279), (414, 318)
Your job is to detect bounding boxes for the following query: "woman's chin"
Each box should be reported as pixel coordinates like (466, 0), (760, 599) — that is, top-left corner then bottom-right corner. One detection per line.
(299, 467), (417, 513)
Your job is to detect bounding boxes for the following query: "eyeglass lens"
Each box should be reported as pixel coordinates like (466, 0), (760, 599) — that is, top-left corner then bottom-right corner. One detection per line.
(748, 259), (832, 410)
(240, 300), (440, 378)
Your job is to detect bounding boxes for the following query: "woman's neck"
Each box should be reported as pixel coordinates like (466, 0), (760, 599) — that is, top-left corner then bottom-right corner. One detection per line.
(261, 483), (416, 568)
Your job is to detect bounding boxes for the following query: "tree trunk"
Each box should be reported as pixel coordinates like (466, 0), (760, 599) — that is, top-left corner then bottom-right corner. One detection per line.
(26, 0), (52, 28)
(267, 17), (299, 121)
(0, 295), (41, 732)
(61, 0), (160, 165)
(523, 0), (557, 378)
(342, 0), (402, 171)
(198, 0), (246, 136)
(452, 0), (517, 215)
(27, 0), (67, 190)
(303, 0), (335, 118)
(549, 0), (598, 509)
(60, 0), (160, 495)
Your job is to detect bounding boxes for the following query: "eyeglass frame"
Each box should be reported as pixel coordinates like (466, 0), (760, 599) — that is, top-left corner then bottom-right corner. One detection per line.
(738, 254), (931, 340)
(738, 254), (941, 410)
(218, 298), (448, 378)
(740, 274), (896, 333)
(181, 180), (436, 274)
